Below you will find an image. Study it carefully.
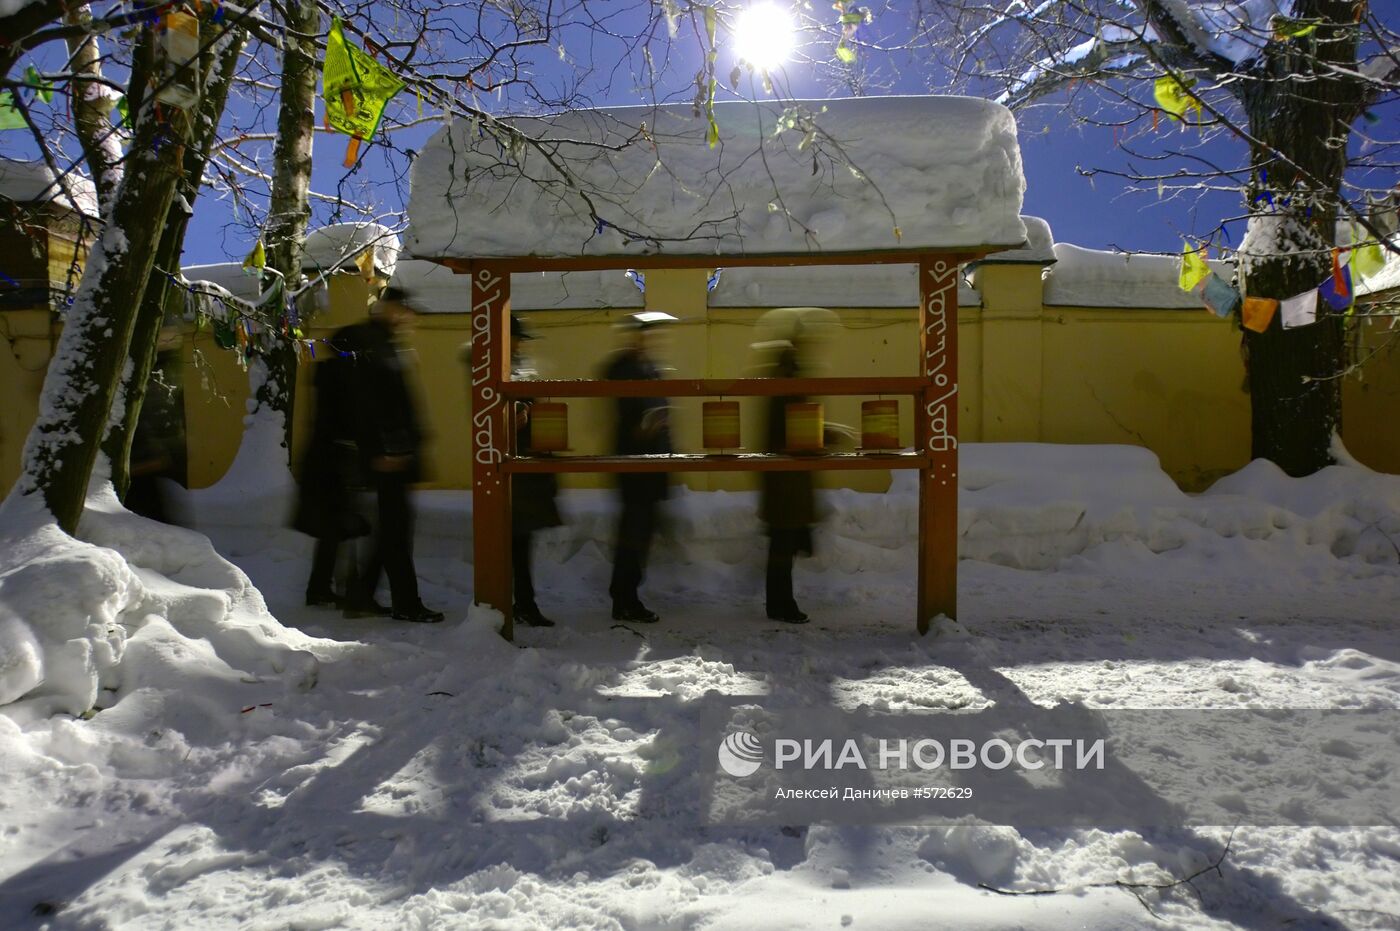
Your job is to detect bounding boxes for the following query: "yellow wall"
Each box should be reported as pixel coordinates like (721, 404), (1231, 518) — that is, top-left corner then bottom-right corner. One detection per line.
(2, 264), (1396, 499)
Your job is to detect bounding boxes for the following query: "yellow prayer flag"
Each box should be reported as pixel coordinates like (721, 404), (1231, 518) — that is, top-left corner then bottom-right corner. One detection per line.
(243, 240), (266, 271)
(1179, 242), (1210, 292)
(1352, 241), (1386, 281)
(1154, 75), (1201, 122)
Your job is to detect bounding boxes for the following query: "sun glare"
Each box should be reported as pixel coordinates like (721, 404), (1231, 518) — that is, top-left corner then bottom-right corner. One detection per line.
(732, 3), (796, 72)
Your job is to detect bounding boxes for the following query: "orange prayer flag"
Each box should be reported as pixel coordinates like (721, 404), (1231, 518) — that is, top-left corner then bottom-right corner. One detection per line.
(1242, 296), (1279, 333)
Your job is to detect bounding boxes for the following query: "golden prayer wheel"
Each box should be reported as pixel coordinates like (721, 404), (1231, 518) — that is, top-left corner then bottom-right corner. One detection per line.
(529, 402), (569, 452)
(702, 401), (741, 449)
(861, 399), (900, 449)
(785, 402), (824, 453)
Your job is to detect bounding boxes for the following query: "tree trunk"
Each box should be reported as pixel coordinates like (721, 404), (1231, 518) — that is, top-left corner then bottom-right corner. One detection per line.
(105, 26), (246, 499)
(1239, 0), (1364, 476)
(11, 30), (191, 533)
(64, 4), (123, 206)
(257, 0), (320, 456)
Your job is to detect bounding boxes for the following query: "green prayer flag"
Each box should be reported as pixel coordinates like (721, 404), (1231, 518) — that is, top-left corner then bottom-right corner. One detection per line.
(23, 66), (54, 104)
(323, 18), (405, 142)
(0, 92), (25, 130)
(1273, 16), (1320, 39)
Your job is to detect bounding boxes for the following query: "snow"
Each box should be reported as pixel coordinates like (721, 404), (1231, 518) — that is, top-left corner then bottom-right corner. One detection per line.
(1356, 240), (1400, 299)
(392, 258), (645, 312)
(302, 222), (402, 278)
(0, 158), (100, 219)
(405, 96), (1027, 259)
(710, 264), (982, 308)
(2, 442), (1399, 928)
(1186, 0), (1293, 66)
(1045, 242), (1231, 309)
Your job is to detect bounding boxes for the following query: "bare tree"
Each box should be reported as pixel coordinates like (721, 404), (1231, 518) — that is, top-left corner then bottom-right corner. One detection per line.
(898, 0), (1399, 475)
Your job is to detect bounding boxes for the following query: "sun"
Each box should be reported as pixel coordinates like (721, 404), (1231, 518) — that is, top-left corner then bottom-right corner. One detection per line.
(731, 3), (796, 72)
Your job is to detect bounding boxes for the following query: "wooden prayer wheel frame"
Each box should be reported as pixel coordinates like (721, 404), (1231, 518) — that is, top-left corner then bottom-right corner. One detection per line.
(445, 250), (974, 640)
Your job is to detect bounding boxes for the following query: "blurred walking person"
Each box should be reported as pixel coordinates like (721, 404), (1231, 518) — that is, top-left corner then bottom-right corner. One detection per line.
(510, 315), (562, 627)
(755, 308), (841, 624)
(602, 311), (677, 623)
(335, 285), (444, 624)
(293, 335), (369, 608)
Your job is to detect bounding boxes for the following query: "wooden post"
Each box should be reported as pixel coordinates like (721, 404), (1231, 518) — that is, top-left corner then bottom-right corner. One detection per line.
(916, 255), (960, 633)
(469, 262), (514, 639)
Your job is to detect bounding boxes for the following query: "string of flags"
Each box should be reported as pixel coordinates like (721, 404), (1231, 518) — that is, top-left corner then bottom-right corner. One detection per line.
(1179, 235), (1390, 333)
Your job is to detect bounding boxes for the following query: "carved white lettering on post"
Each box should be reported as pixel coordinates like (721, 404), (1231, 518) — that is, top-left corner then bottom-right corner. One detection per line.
(471, 268), (504, 468)
(923, 261), (958, 453)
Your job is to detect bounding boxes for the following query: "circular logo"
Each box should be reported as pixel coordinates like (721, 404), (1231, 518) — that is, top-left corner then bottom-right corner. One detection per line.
(717, 731), (764, 778)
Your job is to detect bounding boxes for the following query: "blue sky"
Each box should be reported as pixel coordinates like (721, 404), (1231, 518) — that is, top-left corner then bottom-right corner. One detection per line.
(4, 2), (1393, 266)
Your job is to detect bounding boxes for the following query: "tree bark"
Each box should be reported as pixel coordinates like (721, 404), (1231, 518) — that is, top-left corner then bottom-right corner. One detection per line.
(256, 0), (320, 456)
(104, 26), (246, 499)
(11, 28), (192, 533)
(1238, 0), (1364, 476)
(63, 5), (123, 207)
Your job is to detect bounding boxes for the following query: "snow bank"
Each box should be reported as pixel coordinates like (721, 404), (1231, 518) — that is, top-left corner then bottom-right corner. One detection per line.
(0, 481), (323, 716)
(406, 96), (1027, 259)
(1045, 243), (1232, 309)
(0, 158), (99, 219)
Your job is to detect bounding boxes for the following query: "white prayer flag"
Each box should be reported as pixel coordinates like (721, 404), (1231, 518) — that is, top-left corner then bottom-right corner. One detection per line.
(1280, 289), (1318, 329)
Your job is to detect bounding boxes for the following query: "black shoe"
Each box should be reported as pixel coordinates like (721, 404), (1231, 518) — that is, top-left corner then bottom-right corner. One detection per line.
(343, 599), (392, 619)
(393, 604), (445, 624)
(514, 604), (556, 627)
(306, 590), (343, 609)
(767, 605), (810, 624)
(612, 603), (660, 623)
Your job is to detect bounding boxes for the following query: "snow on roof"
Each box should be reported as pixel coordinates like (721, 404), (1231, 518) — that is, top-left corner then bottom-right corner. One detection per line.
(974, 215), (1054, 265)
(0, 158), (99, 219)
(392, 259), (643, 312)
(1044, 243), (1231, 309)
(302, 223), (402, 277)
(405, 96), (1026, 260)
(182, 262), (261, 301)
(709, 264), (980, 308)
(1354, 235), (1400, 300)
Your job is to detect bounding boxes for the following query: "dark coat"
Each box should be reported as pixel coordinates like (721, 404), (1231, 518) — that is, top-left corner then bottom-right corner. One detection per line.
(603, 347), (671, 504)
(292, 350), (370, 540)
(512, 359), (562, 533)
(335, 318), (426, 481)
(760, 348), (816, 533)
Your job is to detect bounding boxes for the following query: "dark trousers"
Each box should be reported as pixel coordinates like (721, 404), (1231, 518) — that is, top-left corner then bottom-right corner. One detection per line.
(765, 528), (807, 610)
(609, 491), (658, 607)
(513, 532), (536, 608)
(307, 535), (340, 596)
(356, 473), (419, 611)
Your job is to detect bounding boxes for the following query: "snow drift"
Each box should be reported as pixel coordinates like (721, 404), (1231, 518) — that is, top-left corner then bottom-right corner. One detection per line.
(0, 484), (322, 717)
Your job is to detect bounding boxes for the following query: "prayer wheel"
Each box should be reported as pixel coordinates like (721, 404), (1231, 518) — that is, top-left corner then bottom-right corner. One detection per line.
(861, 399), (900, 449)
(529, 402), (569, 452)
(785, 402), (824, 453)
(702, 401), (741, 449)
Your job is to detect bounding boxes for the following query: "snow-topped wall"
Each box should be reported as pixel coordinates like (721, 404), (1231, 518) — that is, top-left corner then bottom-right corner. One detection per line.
(1045, 243), (1232, 309)
(405, 96), (1027, 259)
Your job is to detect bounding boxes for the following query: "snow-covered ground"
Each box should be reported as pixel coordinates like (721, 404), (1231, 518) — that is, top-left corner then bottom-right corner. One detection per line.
(2, 443), (1398, 929)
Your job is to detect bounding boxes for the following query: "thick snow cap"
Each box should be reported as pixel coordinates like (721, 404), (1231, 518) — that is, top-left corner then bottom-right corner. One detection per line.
(302, 222), (402, 278)
(0, 158), (99, 219)
(405, 96), (1026, 259)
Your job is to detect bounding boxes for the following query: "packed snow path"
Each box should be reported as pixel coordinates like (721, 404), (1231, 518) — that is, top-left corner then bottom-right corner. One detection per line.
(2, 445), (1399, 929)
